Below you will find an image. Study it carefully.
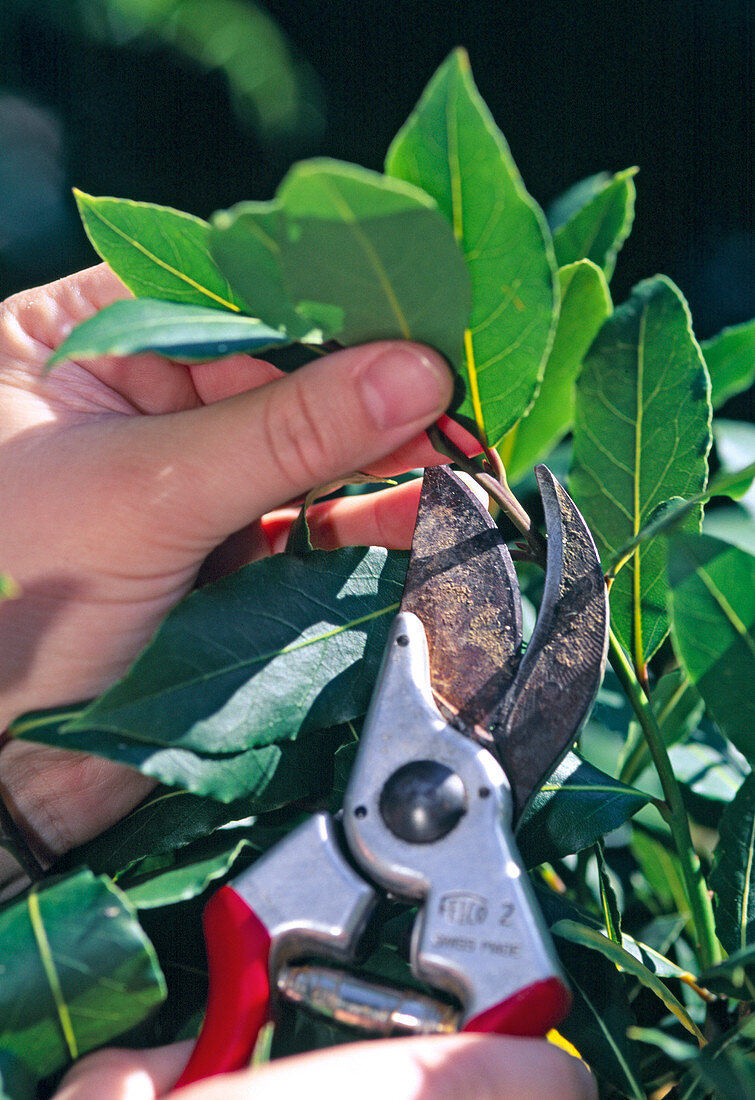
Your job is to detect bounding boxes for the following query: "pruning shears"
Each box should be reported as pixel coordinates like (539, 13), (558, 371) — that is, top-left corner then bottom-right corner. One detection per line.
(175, 465), (609, 1088)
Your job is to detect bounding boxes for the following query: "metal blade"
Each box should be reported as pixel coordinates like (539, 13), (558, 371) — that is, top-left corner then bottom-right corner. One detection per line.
(401, 466), (523, 740)
(491, 466), (609, 824)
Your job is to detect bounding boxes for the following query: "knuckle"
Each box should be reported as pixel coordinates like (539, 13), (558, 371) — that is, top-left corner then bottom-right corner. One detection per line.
(263, 376), (338, 488)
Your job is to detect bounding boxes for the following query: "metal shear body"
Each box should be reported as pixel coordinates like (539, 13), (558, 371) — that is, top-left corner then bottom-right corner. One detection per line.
(175, 465), (608, 1088)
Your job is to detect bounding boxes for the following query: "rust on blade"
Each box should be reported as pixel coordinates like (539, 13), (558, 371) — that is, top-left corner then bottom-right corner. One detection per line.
(401, 467), (523, 739)
(492, 466), (609, 824)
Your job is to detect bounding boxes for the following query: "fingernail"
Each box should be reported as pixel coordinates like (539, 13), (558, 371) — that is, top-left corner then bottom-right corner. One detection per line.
(360, 345), (452, 430)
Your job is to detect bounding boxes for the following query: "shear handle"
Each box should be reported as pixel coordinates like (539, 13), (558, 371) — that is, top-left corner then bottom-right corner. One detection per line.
(463, 977), (571, 1037)
(174, 886), (272, 1088)
(175, 813), (378, 1089)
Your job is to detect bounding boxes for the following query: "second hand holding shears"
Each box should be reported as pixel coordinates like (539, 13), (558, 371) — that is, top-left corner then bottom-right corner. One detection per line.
(176, 464), (609, 1088)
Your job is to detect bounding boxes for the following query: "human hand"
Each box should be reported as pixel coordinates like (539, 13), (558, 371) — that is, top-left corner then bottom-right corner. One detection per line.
(55, 1034), (597, 1100)
(0, 264), (460, 878)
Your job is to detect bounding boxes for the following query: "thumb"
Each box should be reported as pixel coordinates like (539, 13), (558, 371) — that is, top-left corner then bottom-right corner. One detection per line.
(131, 341), (454, 549)
(53, 1035), (597, 1100)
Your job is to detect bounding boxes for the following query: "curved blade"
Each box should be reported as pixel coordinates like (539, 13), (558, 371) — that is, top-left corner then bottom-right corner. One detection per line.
(492, 466), (609, 824)
(401, 466), (522, 739)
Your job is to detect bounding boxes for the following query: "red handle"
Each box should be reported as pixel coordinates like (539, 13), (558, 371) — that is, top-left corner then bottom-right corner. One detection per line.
(463, 977), (572, 1037)
(174, 885), (272, 1089)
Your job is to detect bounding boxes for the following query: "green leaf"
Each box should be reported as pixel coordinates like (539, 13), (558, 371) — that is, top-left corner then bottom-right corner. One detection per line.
(668, 724), (749, 804)
(571, 276), (712, 665)
(385, 47), (557, 446)
(709, 773), (755, 954)
(551, 168), (638, 279)
(124, 835), (256, 909)
(74, 190), (246, 311)
(517, 752), (649, 869)
(626, 1025), (699, 1066)
(545, 910), (645, 1098)
(715, 419), (755, 515)
(618, 669), (705, 786)
(667, 533), (755, 759)
(547, 172), (614, 233)
(61, 547), (406, 754)
(605, 461), (755, 580)
(698, 943), (755, 1000)
(500, 260), (611, 482)
(677, 1014), (755, 1100)
(632, 828), (691, 921)
(58, 785), (267, 878)
(48, 298), (291, 366)
(0, 870), (165, 1078)
(553, 920), (704, 1043)
(702, 316), (755, 409)
(619, 928), (697, 983)
(0, 1051), (35, 1100)
(595, 842), (623, 944)
(212, 159), (471, 372)
(14, 709), (347, 804)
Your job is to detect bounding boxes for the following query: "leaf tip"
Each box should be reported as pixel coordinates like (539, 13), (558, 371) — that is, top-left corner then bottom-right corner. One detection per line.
(452, 45), (472, 72)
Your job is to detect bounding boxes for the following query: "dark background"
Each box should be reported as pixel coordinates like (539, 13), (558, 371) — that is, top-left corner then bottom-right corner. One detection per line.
(1, 0), (752, 364)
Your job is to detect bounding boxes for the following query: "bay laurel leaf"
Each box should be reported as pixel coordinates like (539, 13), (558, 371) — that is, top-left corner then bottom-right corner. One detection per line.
(74, 191), (246, 311)
(48, 298), (290, 366)
(386, 48), (557, 447)
(571, 275), (712, 665)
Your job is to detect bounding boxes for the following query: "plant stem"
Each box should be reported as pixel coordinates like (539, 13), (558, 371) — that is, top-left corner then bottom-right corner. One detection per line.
(608, 631), (720, 970)
(426, 424), (546, 565)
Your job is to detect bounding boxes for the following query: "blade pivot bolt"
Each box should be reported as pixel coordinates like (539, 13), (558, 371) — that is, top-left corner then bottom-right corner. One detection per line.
(379, 760), (467, 844)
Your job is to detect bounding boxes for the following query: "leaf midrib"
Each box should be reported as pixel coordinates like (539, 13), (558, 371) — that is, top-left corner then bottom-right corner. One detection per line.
(631, 304), (648, 669)
(315, 177), (411, 339)
(78, 601), (399, 720)
(445, 68), (486, 440)
(88, 205), (240, 313)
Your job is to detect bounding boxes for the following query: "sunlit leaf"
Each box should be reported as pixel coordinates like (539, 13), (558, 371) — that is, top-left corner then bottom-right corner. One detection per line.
(702, 316), (755, 410)
(715, 419), (755, 517)
(619, 928), (696, 983)
(385, 48), (557, 446)
(61, 548), (406, 754)
(212, 159), (471, 374)
(667, 534), (755, 759)
(48, 298), (290, 366)
(74, 190), (246, 311)
(551, 167), (637, 279)
(605, 461), (755, 580)
(500, 260), (611, 481)
(571, 276), (712, 666)
(710, 773), (755, 955)
(0, 870), (165, 1078)
(14, 708), (348, 804)
(668, 724), (749, 804)
(124, 836), (255, 909)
